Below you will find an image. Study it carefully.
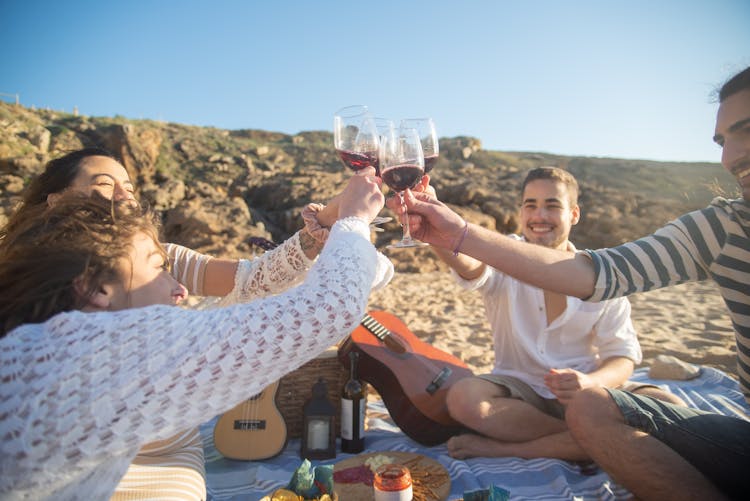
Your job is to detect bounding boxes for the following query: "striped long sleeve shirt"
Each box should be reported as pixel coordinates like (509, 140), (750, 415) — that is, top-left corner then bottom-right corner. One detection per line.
(586, 197), (750, 403)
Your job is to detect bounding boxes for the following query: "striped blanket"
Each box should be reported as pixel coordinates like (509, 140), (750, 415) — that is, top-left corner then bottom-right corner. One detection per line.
(200, 367), (749, 500)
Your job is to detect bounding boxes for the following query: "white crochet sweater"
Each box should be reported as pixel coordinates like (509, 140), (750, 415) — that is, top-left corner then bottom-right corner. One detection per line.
(0, 218), (378, 500)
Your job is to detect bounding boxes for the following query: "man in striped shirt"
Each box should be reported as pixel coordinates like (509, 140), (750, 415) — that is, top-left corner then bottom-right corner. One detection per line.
(389, 65), (750, 499)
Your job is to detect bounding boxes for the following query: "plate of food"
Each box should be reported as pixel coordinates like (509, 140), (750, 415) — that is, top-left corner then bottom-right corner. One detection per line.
(333, 451), (450, 501)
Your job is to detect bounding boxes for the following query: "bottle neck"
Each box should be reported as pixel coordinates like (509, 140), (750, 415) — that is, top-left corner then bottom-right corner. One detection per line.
(349, 352), (359, 379)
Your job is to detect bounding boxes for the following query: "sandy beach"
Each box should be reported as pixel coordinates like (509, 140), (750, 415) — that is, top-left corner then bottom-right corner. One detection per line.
(368, 270), (737, 379)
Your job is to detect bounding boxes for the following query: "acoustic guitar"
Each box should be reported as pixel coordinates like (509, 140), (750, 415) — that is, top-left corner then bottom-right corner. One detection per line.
(338, 310), (474, 446)
(213, 380), (287, 460)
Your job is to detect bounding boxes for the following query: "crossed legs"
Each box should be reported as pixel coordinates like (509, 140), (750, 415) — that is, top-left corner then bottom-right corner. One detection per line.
(445, 377), (590, 460)
(445, 376), (686, 462)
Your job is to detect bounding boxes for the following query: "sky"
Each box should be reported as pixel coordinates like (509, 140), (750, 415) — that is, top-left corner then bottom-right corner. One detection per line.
(2, 0), (749, 163)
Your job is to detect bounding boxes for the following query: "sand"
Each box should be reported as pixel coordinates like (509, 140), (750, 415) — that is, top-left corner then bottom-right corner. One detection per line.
(367, 271), (737, 379)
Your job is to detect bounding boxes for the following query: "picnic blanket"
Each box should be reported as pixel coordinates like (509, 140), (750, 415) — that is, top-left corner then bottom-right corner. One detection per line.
(200, 366), (749, 500)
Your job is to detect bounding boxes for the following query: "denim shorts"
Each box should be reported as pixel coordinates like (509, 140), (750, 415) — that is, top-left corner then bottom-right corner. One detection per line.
(608, 388), (750, 498)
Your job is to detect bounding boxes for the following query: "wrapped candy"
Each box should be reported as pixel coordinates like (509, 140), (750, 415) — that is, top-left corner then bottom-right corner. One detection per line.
(286, 459), (335, 500)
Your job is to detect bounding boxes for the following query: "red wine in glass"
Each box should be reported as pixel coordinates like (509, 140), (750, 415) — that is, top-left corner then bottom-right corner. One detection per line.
(381, 164), (424, 192)
(423, 154), (439, 174)
(336, 149), (379, 174)
(381, 126), (427, 249)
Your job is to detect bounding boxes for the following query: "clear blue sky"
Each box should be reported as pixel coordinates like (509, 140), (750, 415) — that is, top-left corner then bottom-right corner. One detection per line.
(2, 0), (748, 163)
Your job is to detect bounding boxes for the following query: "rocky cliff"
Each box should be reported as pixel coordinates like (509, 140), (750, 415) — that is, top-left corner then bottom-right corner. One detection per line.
(0, 101), (737, 273)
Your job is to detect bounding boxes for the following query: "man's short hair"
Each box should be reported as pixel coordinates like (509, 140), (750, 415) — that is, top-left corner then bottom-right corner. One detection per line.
(719, 66), (750, 102)
(521, 167), (579, 206)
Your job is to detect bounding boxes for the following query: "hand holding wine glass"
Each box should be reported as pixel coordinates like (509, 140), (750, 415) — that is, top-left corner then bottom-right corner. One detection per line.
(337, 166), (385, 223)
(380, 127), (429, 249)
(334, 105), (379, 174)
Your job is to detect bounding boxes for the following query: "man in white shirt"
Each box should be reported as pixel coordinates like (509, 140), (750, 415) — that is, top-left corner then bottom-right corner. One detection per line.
(436, 167), (683, 460)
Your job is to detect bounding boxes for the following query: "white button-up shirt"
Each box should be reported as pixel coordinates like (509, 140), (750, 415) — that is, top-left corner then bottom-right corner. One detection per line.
(452, 235), (641, 399)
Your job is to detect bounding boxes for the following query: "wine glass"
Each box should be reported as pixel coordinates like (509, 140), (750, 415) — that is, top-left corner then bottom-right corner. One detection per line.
(333, 105), (379, 174)
(380, 127), (429, 249)
(373, 117), (396, 145)
(399, 118), (438, 174)
(371, 118), (396, 226)
(334, 106), (390, 226)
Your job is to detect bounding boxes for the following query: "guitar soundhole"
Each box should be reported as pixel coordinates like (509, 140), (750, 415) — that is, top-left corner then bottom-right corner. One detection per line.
(233, 419), (267, 431)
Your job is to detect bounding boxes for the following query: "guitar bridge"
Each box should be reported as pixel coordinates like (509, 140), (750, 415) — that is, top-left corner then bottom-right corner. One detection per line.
(233, 419), (267, 431)
(425, 367), (452, 395)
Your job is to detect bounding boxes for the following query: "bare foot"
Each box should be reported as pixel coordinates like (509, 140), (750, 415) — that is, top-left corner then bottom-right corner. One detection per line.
(447, 433), (507, 459)
(447, 431), (591, 461)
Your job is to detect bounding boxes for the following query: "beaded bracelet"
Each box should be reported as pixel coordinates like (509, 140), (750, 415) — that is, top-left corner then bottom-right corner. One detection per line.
(452, 221), (469, 257)
(301, 203), (330, 244)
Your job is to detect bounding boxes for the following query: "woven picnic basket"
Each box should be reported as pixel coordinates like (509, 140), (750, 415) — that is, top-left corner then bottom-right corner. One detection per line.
(277, 347), (349, 438)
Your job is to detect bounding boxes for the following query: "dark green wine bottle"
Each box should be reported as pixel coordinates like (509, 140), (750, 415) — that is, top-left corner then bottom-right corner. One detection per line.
(340, 351), (365, 453)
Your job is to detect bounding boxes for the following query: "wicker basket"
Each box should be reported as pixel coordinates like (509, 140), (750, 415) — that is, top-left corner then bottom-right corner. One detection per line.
(277, 347), (349, 438)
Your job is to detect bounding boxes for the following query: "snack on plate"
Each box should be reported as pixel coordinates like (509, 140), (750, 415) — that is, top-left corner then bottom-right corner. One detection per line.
(333, 464), (375, 485)
(335, 452), (451, 501)
(364, 454), (396, 472)
(400, 456), (450, 501)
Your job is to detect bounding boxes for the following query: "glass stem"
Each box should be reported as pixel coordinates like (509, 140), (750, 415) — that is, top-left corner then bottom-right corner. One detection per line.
(398, 191), (413, 241)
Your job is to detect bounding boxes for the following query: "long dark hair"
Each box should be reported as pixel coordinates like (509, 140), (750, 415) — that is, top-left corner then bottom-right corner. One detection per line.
(0, 193), (162, 337)
(23, 147), (117, 206)
(1, 147), (118, 238)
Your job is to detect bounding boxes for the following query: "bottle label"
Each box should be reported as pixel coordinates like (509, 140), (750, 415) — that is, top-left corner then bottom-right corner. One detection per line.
(340, 398), (365, 440)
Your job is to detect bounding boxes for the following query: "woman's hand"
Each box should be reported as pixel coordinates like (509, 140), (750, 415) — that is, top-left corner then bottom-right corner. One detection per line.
(315, 194), (340, 228)
(338, 167), (385, 223)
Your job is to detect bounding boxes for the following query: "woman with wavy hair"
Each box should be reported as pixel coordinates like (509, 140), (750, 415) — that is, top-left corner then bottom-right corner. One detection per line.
(2, 148), (393, 499)
(0, 169), (385, 500)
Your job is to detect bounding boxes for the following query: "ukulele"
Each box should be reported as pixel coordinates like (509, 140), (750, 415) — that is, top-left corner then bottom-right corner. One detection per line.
(213, 380), (287, 460)
(214, 236), (288, 460)
(338, 310), (474, 446)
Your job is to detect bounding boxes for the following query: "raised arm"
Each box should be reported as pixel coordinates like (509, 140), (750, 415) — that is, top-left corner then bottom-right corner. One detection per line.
(412, 177), (485, 280)
(390, 189), (597, 298)
(165, 182), (391, 302)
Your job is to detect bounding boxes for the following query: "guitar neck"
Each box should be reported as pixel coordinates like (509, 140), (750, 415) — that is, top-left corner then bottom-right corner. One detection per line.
(361, 314), (389, 340)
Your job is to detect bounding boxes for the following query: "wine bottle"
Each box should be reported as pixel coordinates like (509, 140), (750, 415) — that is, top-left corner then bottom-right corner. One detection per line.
(340, 351), (365, 453)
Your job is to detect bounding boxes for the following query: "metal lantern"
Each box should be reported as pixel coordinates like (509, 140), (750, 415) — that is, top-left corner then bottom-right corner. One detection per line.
(300, 378), (336, 460)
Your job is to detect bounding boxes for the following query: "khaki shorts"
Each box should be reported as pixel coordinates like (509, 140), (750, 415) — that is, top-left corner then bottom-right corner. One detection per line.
(478, 373), (658, 420)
